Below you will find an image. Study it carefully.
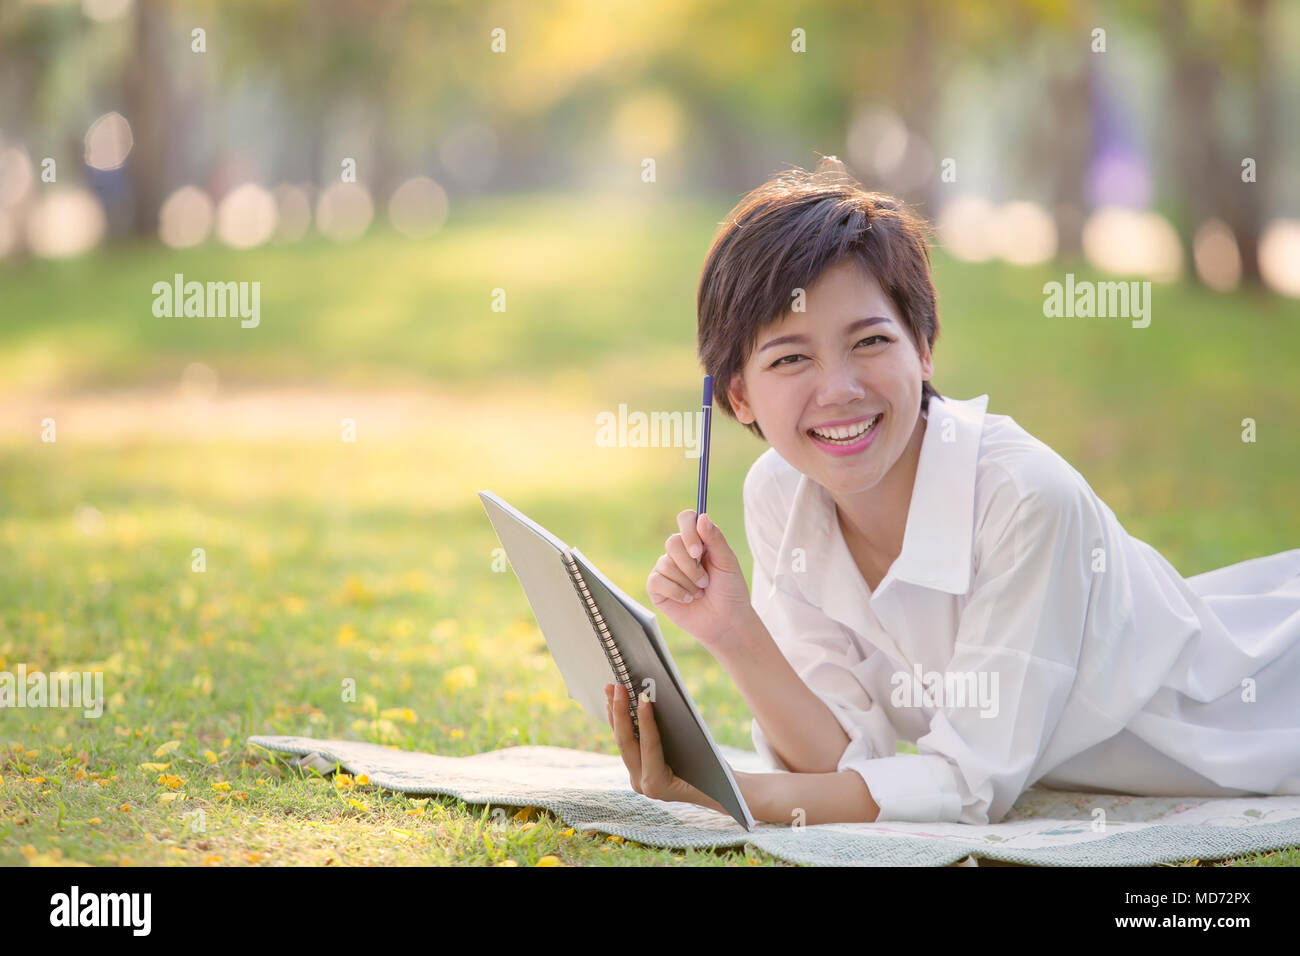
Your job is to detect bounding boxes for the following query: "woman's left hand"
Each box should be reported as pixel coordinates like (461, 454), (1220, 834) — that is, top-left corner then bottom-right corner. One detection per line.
(604, 682), (726, 814)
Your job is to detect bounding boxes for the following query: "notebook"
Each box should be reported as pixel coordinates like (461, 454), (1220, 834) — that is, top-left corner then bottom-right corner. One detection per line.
(478, 490), (755, 830)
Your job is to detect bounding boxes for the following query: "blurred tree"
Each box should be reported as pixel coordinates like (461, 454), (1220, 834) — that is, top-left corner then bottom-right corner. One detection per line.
(1020, 0), (1098, 256)
(124, 0), (172, 237)
(0, 0), (1290, 273)
(1161, 0), (1278, 286)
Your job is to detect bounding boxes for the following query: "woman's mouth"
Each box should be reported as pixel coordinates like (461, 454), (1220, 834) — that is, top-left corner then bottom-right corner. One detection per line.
(807, 413), (883, 456)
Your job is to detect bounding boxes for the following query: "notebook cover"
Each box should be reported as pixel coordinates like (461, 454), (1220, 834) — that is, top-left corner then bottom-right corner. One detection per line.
(478, 490), (754, 830)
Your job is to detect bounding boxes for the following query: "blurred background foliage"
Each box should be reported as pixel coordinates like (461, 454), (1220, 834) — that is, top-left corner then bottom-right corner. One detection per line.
(0, 2), (1297, 864)
(1, 0), (1296, 283)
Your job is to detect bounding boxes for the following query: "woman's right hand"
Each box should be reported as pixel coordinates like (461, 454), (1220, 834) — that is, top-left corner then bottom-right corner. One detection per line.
(645, 509), (755, 654)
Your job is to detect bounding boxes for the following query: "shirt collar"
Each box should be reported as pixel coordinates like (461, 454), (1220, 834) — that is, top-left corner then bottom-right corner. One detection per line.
(771, 393), (991, 603)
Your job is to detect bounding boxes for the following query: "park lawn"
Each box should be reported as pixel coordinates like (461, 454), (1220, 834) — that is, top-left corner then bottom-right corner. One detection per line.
(1, 191), (1297, 866)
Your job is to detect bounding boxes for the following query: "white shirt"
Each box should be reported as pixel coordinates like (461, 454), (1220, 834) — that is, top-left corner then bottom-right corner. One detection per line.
(744, 392), (1300, 825)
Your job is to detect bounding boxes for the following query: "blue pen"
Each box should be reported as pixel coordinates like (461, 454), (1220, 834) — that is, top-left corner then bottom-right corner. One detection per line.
(695, 375), (713, 567)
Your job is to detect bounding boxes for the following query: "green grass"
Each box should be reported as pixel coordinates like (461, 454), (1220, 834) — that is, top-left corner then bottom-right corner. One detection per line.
(1, 190), (1297, 866)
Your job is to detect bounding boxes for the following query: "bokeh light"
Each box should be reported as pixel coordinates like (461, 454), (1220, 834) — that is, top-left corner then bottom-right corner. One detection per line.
(215, 182), (278, 249)
(0, 146), (35, 208)
(82, 0), (133, 22)
(273, 183), (312, 242)
(315, 182), (374, 241)
(847, 104), (934, 192)
(1192, 219), (1241, 292)
(991, 200), (1058, 266)
(1082, 206), (1182, 282)
(937, 195), (996, 263)
(387, 176), (449, 239)
(1088, 148), (1151, 208)
(25, 187), (107, 258)
(848, 105), (907, 179)
(158, 185), (214, 248)
(84, 111), (134, 171)
(1259, 219), (1300, 298)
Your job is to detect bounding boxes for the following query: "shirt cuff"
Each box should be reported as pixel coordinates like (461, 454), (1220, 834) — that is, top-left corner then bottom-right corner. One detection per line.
(838, 752), (966, 823)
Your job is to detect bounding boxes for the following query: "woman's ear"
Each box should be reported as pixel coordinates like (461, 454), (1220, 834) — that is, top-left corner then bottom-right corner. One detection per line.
(726, 373), (755, 425)
(919, 340), (934, 383)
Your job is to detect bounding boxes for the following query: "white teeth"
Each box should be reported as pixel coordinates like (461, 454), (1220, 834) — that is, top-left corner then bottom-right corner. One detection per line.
(811, 414), (880, 442)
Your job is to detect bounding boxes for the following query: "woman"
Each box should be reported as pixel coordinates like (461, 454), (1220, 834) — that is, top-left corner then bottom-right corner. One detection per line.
(604, 159), (1300, 826)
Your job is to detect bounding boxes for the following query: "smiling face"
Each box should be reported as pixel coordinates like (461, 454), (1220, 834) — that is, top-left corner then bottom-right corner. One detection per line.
(726, 258), (934, 495)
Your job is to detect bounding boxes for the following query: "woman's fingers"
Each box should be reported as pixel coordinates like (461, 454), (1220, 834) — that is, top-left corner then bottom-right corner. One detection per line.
(647, 557), (704, 605)
(644, 510), (726, 608)
(634, 692), (664, 777)
(676, 509), (704, 560)
(608, 683), (642, 790)
(695, 512), (740, 572)
(608, 684), (684, 805)
(665, 534), (709, 589)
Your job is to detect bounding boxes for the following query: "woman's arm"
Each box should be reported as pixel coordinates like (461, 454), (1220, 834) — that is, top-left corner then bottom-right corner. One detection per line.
(713, 607), (854, 775)
(735, 767), (880, 824)
(605, 682), (876, 825)
(644, 509), (858, 776)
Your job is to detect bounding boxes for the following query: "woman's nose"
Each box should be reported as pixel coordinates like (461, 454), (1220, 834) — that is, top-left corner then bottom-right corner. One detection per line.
(815, 360), (868, 406)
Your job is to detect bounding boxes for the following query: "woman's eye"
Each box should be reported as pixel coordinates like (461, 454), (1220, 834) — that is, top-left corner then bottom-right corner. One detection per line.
(769, 337), (888, 368)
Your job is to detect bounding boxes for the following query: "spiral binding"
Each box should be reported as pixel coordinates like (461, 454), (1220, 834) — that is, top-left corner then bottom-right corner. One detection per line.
(561, 550), (640, 738)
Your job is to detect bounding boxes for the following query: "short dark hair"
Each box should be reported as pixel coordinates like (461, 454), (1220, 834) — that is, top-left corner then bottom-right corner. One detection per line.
(696, 156), (942, 441)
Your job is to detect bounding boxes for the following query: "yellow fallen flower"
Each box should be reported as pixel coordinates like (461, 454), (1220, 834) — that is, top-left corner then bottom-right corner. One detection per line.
(442, 665), (477, 694)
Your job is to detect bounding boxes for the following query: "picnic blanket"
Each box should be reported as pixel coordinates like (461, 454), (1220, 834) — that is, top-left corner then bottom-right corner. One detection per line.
(248, 735), (1300, 866)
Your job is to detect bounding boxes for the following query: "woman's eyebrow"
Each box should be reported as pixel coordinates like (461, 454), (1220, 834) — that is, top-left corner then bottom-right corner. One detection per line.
(758, 315), (893, 353)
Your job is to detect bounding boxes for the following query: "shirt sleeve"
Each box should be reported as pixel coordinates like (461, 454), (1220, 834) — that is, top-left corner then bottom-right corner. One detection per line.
(743, 464), (899, 774)
(841, 462), (1096, 825)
